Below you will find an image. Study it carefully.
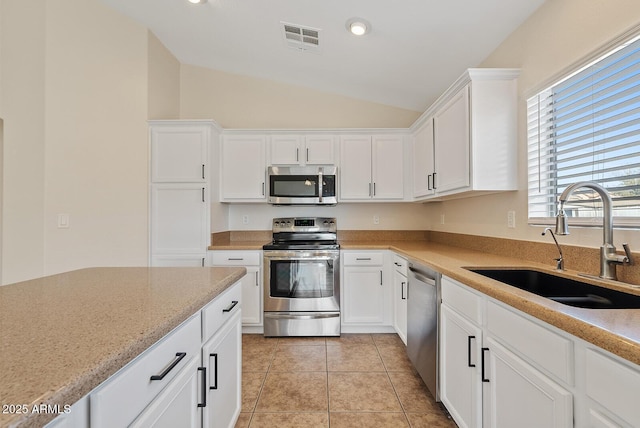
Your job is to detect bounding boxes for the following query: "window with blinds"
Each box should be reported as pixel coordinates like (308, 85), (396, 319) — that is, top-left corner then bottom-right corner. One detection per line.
(527, 36), (640, 226)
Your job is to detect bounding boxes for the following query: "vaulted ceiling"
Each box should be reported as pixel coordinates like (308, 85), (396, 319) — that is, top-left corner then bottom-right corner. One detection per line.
(98, 0), (546, 111)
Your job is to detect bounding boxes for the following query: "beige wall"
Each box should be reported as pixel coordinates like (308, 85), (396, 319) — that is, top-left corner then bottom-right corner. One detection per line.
(427, 0), (640, 250)
(1, 0), (47, 284)
(180, 64), (421, 129)
(0, 0), (166, 283)
(148, 32), (181, 120)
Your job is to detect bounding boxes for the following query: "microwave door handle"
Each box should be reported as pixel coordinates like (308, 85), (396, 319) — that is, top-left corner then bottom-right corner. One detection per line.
(318, 170), (323, 203)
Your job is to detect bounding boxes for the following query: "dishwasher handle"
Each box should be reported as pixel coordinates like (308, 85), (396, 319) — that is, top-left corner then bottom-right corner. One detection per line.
(408, 266), (437, 285)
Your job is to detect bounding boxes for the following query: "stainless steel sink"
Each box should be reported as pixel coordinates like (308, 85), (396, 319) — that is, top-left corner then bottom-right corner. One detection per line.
(467, 268), (640, 309)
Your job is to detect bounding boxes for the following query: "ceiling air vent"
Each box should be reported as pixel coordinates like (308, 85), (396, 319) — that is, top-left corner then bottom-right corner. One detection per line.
(281, 22), (321, 53)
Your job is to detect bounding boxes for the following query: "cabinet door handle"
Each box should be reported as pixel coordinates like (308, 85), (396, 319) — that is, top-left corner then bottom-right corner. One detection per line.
(481, 347), (490, 382)
(223, 300), (239, 313)
(255, 271), (259, 286)
(209, 353), (218, 390)
(198, 366), (207, 408)
(401, 281), (406, 300)
(468, 336), (476, 367)
(373, 182), (376, 196)
(428, 174), (433, 190)
(433, 172), (437, 190)
(296, 148), (299, 162)
(262, 182), (265, 196)
(368, 182), (372, 197)
(380, 270), (383, 285)
(202, 164), (205, 180)
(202, 188), (205, 202)
(201, 258), (205, 267)
(150, 352), (187, 381)
(306, 147), (309, 162)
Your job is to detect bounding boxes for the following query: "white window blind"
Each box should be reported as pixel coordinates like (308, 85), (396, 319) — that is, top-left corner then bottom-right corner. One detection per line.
(528, 36), (640, 225)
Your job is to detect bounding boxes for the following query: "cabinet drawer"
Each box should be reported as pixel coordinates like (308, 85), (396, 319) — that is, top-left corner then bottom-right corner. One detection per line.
(343, 252), (384, 266)
(486, 301), (573, 384)
(211, 251), (260, 266)
(202, 281), (242, 342)
(586, 349), (640, 427)
(441, 276), (482, 324)
(392, 254), (408, 276)
(90, 314), (201, 428)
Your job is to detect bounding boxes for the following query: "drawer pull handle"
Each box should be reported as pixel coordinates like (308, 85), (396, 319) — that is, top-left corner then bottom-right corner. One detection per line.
(223, 300), (239, 313)
(356, 257), (372, 261)
(481, 347), (490, 382)
(468, 336), (476, 367)
(227, 258), (244, 261)
(210, 353), (218, 390)
(150, 352), (186, 381)
(198, 366), (207, 408)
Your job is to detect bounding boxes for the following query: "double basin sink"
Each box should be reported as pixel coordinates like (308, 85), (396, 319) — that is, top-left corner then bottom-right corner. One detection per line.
(467, 268), (640, 309)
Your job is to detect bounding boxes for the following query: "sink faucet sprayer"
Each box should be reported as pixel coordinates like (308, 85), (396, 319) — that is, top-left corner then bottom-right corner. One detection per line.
(542, 228), (564, 271)
(555, 181), (633, 280)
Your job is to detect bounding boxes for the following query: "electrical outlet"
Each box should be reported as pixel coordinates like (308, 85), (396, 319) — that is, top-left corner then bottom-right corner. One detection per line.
(57, 213), (70, 229)
(507, 210), (516, 228)
(440, 214), (445, 225)
(242, 215), (249, 225)
(373, 215), (380, 225)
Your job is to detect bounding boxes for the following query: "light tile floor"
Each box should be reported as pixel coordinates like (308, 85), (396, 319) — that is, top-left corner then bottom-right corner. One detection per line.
(236, 333), (457, 428)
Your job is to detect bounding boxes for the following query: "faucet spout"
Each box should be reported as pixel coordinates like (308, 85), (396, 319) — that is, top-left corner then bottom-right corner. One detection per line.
(555, 181), (630, 280)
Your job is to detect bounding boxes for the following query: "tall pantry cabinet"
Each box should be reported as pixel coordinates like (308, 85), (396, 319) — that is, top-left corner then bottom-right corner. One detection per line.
(149, 121), (218, 267)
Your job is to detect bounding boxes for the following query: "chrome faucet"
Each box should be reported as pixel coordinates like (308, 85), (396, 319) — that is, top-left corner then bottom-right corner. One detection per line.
(542, 228), (564, 271)
(555, 181), (632, 280)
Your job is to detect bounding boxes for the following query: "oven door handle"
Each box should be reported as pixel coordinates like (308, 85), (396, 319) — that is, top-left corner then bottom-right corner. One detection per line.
(264, 313), (340, 320)
(318, 170), (323, 203)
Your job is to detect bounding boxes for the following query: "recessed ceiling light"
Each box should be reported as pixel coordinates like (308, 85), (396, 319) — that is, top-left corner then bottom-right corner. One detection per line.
(187, 0), (207, 4)
(346, 18), (371, 36)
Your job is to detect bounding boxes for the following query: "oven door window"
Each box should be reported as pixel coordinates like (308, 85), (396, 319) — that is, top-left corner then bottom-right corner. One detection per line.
(270, 175), (319, 197)
(270, 259), (334, 298)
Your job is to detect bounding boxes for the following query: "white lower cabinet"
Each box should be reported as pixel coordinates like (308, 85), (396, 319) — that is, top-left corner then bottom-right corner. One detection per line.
(440, 276), (573, 428)
(483, 337), (572, 428)
(82, 281), (242, 428)
(341, 251), (393, 332)
(210, 251), (262, 328)
(392, 254), (408, 344)
(201, 310), (242, 428)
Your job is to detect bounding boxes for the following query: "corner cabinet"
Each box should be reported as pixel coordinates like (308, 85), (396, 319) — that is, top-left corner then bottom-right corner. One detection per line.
(149, 121), (217, 267)
(411, 69), (519, 201)
(339, 135), (405, 201)
(220, 135), (267, 201)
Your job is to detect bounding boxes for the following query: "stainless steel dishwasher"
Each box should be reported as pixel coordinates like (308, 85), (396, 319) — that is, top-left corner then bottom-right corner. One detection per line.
(407, 262), (441, 401)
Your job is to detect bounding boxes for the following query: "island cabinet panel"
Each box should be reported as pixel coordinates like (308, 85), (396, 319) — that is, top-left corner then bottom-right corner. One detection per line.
(89, 314), (202, 428)
(83, 280), (243, 428)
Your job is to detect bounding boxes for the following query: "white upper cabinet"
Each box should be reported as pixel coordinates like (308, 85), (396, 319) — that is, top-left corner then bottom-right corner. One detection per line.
(220, 135), (267, 201)
(269, 135), (336, 165)
(411, 69), (519, 201)
(150, 122), (209, 183)
(340, 135), (404, 201)
(412, 119), (435, 198)
(434, 86), (471, 194)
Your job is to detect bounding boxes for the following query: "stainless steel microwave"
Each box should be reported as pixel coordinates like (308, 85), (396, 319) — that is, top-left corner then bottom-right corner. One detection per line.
(268, 166), (337, 205)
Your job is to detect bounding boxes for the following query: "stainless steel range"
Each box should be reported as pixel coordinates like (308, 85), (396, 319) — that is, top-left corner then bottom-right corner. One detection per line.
(263, 217), (340, 337)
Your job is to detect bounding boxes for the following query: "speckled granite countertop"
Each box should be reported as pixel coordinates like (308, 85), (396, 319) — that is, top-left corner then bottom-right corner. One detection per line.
(209, 237), (640, 365)
(341, 240), (640, 366)
(0, 266), (246, 428)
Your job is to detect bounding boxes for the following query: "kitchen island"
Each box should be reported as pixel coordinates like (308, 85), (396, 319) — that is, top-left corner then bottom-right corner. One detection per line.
(0, 266), (246, 428)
